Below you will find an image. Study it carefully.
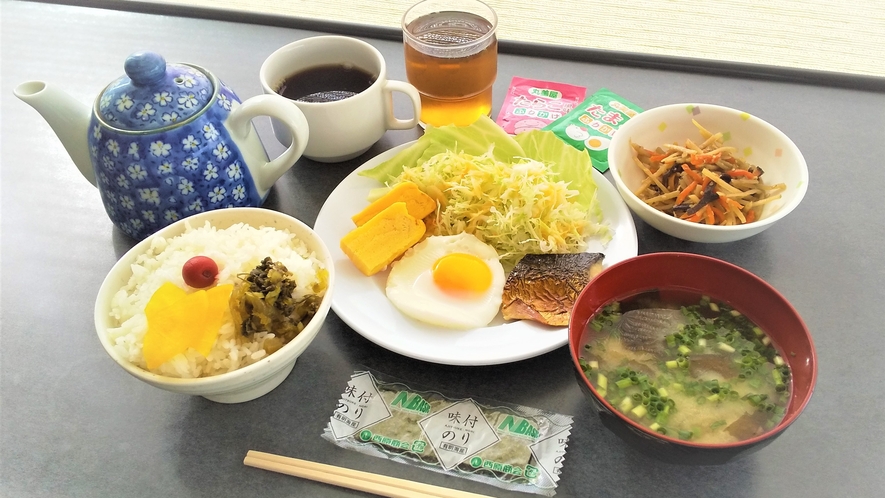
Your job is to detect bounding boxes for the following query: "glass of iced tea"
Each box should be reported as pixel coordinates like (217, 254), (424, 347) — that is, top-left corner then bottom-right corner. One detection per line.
(402, 0), (498, 127)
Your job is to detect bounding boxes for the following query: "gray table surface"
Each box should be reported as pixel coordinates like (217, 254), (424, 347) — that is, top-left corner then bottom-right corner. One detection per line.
(2, 1), (884, 497)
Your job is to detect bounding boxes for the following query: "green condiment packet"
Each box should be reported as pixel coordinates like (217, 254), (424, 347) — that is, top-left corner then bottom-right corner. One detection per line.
(543, 88), (643, 173)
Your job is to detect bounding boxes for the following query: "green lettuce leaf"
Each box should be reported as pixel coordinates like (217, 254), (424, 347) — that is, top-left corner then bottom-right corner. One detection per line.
(359, 116), (524, 183)
(513, 129), (598, 209)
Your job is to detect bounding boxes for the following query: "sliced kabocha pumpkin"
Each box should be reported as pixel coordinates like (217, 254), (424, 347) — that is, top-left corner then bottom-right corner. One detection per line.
(142, 282), (233, 370)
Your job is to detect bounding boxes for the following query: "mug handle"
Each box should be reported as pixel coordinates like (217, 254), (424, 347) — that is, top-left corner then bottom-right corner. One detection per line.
(227, 94), (310, 192)
(383, 80), (422, 130)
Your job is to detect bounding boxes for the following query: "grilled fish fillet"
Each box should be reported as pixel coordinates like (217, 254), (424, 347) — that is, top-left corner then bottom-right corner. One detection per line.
(501, 253), (604, 326)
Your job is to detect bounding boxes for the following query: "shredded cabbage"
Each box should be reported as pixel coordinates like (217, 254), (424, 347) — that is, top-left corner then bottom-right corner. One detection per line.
(361, 116), (610, 267)
(395, 149), (607, 267)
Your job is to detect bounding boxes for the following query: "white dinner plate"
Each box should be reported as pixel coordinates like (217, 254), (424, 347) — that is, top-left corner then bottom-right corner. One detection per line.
(313, 142), (638, 365)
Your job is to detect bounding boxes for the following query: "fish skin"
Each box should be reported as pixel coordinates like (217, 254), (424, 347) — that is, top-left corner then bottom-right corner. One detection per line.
(501, 253), (604, 326)
(618, 308), (686, 353)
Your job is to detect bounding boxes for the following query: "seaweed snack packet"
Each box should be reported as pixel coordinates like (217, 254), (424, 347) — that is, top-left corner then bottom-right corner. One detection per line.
(543, 88), (643, 173)
(495, 77), (587, 135)
(322, 370), (573, 496)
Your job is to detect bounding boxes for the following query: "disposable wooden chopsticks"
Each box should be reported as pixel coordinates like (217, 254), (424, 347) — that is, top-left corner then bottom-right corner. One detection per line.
(243, 450), (494, 498)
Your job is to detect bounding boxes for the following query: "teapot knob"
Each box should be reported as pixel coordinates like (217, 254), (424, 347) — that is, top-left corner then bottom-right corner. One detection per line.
(124, 52), (167, 87)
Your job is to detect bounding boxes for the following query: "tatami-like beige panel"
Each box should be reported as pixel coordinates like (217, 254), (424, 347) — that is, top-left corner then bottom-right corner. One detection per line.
(120, 0), (883, 77)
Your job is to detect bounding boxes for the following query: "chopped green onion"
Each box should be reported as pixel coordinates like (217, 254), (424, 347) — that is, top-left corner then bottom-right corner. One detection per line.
(678, 430), (694, 440)
(706, 393), (720, 402)
(752, 326), (764, 337)
(697, 338), (707, 348)
(615, 378), (633, 389)
(631, 405), (648, 418)
(774, 356), (784, 367)
(657, 387), (669, 398)
(671, 382), (683, 392)
(709, 302), (720, 312)
(597, 373), (608, 390)
(649, 422), (661, 431)
(666, 360), (679, 369)
(729, 310), (741, 317)
(678, 345), (692, 355)
(717, 343), (736, 353)
(772, 368), (784, 385)
(619, 397), (634, 413)
(762, 336), (771, 346)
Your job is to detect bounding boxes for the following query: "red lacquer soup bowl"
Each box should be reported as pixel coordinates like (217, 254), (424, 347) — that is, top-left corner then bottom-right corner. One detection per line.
(569, 252), (817, 465)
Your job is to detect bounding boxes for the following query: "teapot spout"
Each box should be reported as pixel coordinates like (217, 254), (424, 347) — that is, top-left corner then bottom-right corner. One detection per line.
(15, 81), (96, 186)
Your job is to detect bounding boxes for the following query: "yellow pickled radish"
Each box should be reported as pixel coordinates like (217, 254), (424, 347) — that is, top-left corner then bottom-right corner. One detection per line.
(142, 282), (233, 370)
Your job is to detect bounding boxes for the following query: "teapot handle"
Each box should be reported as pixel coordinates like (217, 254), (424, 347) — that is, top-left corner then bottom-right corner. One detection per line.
(226, 94), (309, 192)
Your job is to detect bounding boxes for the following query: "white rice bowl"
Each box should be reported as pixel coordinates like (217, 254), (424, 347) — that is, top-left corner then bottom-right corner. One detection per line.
(107, 220), (328, 379)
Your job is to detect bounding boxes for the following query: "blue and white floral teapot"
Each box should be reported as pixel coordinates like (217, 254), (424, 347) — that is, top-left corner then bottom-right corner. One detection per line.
(15, 51), (309, 240)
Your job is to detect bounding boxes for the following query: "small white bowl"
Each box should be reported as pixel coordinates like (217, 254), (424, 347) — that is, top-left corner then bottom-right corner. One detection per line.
(608, 103), (809, 243)
(94, 208), (335, 403)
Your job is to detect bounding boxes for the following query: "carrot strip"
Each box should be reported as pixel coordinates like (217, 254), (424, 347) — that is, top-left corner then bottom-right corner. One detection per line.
(745, 209), (756, 223)
(676, 181), (698, 205)
(686, 208), (705, 223)
(729, 169), (758, 179)
(711, 206), (726, 224)
(701, 176), (712, 190)
(705, 205), (715, 225)
(690, 152), (721, 166)
(681, 164), (703, 182)
(650, 153), (669, 162)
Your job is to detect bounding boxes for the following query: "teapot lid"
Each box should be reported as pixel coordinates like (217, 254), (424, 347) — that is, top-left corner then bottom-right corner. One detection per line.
(97, 52), (214, 131)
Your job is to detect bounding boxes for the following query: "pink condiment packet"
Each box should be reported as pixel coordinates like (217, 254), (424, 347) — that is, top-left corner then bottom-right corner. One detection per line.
(495, 77), (587, 135)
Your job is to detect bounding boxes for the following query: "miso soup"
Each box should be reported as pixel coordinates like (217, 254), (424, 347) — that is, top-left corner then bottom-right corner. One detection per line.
(579, 290), (791, 444)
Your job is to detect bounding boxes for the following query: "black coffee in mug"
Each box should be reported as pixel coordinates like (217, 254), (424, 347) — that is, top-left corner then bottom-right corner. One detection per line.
(277, 64), (376, 103)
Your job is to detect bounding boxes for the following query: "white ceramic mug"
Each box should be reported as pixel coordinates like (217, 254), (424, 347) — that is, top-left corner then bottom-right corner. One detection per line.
(260, 36), (422, 163)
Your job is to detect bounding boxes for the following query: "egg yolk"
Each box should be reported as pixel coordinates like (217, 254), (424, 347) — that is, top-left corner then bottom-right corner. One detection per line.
(432, 253), (492, 294)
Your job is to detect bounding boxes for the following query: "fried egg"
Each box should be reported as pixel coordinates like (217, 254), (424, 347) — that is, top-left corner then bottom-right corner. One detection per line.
(386, 233), (505, 329)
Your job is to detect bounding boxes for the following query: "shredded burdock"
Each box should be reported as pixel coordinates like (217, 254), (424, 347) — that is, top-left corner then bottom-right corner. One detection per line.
(630, 120), (787, 225)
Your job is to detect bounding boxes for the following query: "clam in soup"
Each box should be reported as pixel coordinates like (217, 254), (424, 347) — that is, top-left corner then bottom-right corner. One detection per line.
(579, 291), (791, 444)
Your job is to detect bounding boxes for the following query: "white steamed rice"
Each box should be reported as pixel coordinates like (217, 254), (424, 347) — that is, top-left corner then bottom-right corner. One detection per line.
(107, 220), (326, 379)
